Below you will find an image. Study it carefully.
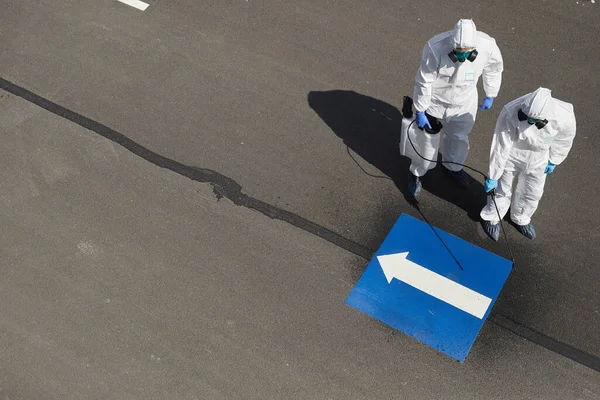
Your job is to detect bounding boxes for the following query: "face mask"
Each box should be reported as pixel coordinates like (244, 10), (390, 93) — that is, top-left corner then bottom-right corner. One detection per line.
(518, 109), (548, 129)
(448, 49), (478, 63)
(455, 51), (471, 62)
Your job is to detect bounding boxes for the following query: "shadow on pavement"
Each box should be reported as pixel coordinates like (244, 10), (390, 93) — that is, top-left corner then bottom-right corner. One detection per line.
(307, 89), (487, 222)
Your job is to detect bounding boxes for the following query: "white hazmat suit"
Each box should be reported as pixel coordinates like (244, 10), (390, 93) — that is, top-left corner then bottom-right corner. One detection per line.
(480, 88), (577, 226)
(411, 19), (504, 176)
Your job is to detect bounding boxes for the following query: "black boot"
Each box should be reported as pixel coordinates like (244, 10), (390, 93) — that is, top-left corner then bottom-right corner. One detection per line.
(481, 220), (500, 241)
(407, 172), (422, 197)
(516, 222), (536, 239)
(443, 166), (469, 189)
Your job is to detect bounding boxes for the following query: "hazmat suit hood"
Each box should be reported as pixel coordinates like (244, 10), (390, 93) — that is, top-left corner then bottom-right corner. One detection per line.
(521, 87), (555, 120)
(452, 19), (477, 49)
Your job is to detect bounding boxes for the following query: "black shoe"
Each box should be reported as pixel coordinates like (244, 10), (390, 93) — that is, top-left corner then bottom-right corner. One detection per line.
(443, 167), (469, 189)
(407, 172), (422, 197)
(516, 223), (536, 239)
(482, 220), (500, 241)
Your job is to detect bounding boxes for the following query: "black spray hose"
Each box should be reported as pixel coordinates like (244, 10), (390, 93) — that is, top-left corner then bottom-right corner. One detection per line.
(406, 119), (516, 264)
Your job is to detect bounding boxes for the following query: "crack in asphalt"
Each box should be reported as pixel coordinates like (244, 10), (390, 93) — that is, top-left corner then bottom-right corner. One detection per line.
(1, 76), (598, 372)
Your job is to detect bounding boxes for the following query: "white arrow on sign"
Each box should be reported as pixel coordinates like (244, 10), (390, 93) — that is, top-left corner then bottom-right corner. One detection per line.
(377, 252), (492, 319)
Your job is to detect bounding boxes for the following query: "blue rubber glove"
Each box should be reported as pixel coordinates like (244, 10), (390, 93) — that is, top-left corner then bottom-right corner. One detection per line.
(484, 178), (498, 193)
(415, 111), (432, 129)
(544, 161), (556, 174)
(480, 96), (494, 111)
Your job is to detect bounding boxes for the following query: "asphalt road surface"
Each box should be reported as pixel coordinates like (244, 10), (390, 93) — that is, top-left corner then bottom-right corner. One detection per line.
(0, 0), (599, 398)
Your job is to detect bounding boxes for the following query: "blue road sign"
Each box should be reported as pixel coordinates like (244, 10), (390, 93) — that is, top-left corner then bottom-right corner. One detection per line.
(345, 213), (512, 361)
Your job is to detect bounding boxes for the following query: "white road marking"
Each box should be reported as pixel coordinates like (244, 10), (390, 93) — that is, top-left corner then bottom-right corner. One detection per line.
(117, 0), (149, 11)
(378, 252), (492, 319)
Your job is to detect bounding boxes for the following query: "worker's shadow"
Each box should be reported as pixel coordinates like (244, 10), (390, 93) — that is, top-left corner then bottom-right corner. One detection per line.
(307, 89), (486, 221)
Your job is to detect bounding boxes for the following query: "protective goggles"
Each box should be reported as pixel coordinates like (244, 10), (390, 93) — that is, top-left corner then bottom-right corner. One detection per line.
(448, 49), (478, 63)
(518, 109), (548, 129)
